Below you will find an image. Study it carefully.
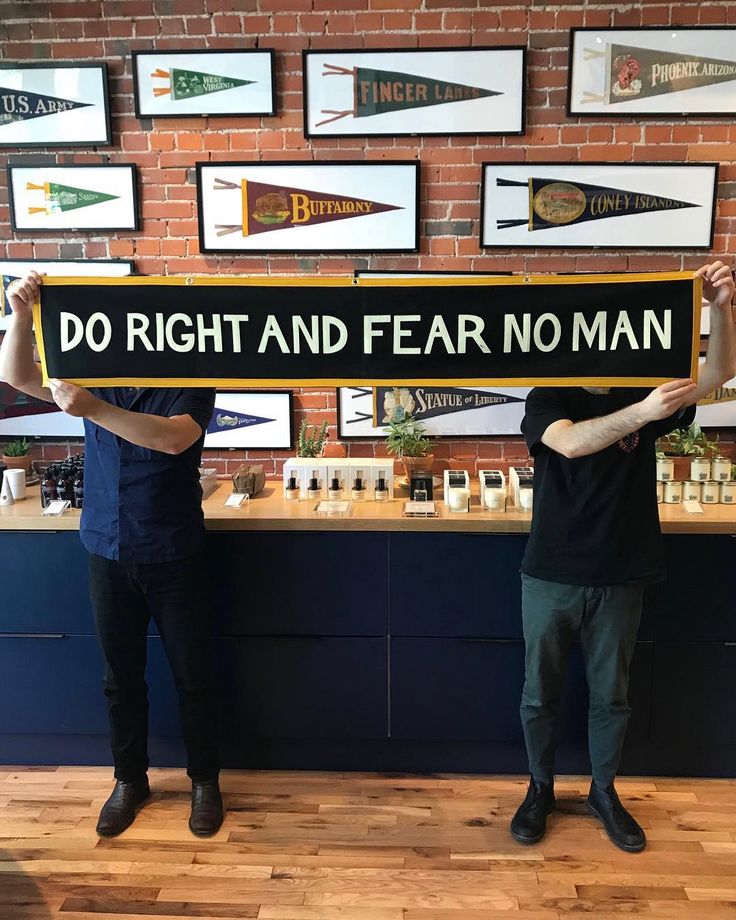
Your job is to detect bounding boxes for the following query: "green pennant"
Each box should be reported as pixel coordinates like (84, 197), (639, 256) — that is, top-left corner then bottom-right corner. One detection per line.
(27, 181), (119, 216)
(151, 67), (255, 101)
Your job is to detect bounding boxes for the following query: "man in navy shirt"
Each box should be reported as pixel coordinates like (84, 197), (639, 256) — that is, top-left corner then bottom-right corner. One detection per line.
(0, 272), (223, 838)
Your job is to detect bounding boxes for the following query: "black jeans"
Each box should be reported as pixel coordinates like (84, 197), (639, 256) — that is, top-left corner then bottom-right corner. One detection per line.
(88, 551), (219, 783)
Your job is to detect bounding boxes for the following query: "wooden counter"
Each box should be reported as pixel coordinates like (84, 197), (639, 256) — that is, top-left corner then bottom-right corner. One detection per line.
(2, 482), (736, 533)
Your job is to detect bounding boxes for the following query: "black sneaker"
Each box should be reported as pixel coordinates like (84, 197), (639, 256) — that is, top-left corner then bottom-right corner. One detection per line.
(587, 781), (646, 852)
(189, 779), (224, 837)
(510, 777), (555, 845)
(96, 778), (151, 837)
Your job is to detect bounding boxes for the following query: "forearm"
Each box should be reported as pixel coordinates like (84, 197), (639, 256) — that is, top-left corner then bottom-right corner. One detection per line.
(86, 401), (191, 455)
(0, 316), (50, 399)
(697, 304), (736, 398)
(549, 403), (648, 459)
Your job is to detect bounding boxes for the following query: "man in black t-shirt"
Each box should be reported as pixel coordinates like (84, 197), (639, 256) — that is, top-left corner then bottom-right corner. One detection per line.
(511, 261), (736, 853)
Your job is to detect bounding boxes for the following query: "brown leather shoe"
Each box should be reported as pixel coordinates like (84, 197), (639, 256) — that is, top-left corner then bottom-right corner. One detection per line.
(96, 778), (151, 837)
(189, 780), (224, 837)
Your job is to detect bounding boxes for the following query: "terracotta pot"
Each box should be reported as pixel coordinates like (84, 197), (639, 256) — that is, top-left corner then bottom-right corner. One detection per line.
(402, 454), (434, 480)
(2, 454), (32, 478)
(668, 456), (692, 482)
(321, 442), (347, 458)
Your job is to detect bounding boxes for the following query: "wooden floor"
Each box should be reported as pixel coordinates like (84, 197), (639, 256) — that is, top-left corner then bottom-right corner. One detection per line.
(1, 768), (736, 919)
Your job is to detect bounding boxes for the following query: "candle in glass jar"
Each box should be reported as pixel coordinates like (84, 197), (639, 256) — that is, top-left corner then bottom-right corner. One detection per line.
(702, 481), (719, 503)
(720, 481), (736, 504)
(683, 481), (702, 502)
(712, 457), (731, 481)
(448, 487), (470, 512)
(663, 481), (682, 503)
(690, 458), (710, 482)
(656, 458), (674, 481)
(656, 481), (663, 503)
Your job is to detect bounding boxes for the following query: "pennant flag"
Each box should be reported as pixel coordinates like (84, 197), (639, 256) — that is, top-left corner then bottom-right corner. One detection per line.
(376, 386), (525, 424)
(206, 407), (275, 435)
(496, 176), (700, 232)
(317, 63), (501, 126)
(699, 386), (736, 406)
(582, 43), (736, 104)
(0, 274), (19, 317)
(25, 181), (119, 216)
(0, 86), (91, 127)
(212, 177), (403, 237)
(151, 67), (255, 101)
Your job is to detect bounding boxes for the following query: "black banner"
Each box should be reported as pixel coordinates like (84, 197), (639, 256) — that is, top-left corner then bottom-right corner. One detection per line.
(34, 274), (700, 387)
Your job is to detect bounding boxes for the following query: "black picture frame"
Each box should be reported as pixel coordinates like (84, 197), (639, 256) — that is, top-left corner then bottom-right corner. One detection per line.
(202, 389), (294, 451)
(196, 160), (420, 255)
(480, 161), (719, 250)
(7, 163), (140, 233)
(303, 46), (526, 138)
(132, 49), (276, 119)
(0, 62), (111, 148)
(568, 27), (736, 118)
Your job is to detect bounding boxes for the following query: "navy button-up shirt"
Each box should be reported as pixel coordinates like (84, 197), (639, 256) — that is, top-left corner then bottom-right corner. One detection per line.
(80, 387), (216, 564)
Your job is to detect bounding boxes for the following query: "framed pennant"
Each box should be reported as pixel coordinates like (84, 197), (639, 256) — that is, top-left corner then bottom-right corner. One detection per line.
(303, 46), (525, 137)
(203, 390), (294, 450)
(337, 385), (530, 439)
(568, 27), (736, 116)
(7, 164), (139, 233)
(196, 160), (420, 253)
(0, 258), (134, 332)
(132, 50), (275, 118)
(480, 162), (718, 250)
(0, 62), (110, 148)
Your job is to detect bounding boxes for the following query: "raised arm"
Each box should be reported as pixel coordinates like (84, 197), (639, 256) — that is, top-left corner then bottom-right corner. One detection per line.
(0, 272), (53, 402)
(542, 379), (697, 459)
(686, 260), (736, 406)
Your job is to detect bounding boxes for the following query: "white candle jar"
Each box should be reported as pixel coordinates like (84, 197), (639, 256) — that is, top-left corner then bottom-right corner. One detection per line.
(702, 481), (720, 504)
(690, 458), (711, 482)
(720, 482), (736, 504)
(656, 458), (674, 481)
(656, 481), (663, 503)
(663, 481), (682, 503)
(712, 457), (731, 481)
(484, 488), (506, 512)
(683, 481), (702, 502)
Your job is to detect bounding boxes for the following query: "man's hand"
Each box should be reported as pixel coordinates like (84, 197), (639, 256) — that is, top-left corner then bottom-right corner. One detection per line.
(696, 260), (735, 310)
(638, 379), (697, 422)
(48, 379), (100, 418)
(6, 271), (42, 322)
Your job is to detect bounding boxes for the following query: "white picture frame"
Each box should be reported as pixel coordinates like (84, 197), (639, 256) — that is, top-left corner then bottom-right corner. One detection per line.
(203, 391), (294, 450)
(7, 164), (139, 233)
(0, 62), (110, 147)
(303, 46), (525, 137)
(132, 50), (275, 118)
(568, 27), (736, 117)
(481, 162), (718, 249)
(196, 160), (419, 253)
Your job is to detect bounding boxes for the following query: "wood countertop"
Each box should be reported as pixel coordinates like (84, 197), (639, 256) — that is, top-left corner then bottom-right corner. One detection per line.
(2, 483), (736, 534)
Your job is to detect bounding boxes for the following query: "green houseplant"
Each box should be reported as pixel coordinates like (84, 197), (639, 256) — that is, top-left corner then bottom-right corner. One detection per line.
(384, 414), (434, 480)
(2, 438), (32, 478)
(656, 423), (719, 480)
(296, 420), (329, 458)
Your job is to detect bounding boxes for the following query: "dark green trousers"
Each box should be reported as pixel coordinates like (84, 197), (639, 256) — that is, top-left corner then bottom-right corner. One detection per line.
(520, 573), (644, 788)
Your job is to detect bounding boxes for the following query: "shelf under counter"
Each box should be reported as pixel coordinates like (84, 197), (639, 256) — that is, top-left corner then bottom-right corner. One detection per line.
(3, 482), (736, 534)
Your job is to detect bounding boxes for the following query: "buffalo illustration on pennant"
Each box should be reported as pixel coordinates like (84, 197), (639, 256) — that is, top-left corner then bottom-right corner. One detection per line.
(0, 87), (92, 126)
(150, 67), (256, 101)
(207, 407), (275, 434)
(212, 177), (403, 238)
(25, 181), (119, 216)
(316, 63), (502, 127)
(582, 42), (736, 104)
(496, 175), (700, 232)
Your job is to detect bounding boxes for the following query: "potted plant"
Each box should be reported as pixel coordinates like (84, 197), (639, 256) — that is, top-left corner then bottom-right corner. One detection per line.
(656, 423), (719, 481)
(2, 438), (32, 478)
(296, 420), (329, 458)
(384, 414), (434, 481)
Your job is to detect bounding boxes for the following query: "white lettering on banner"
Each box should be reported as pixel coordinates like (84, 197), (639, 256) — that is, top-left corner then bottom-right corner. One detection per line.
(458, 315), (491, 354)
(504, 313), (530, 353)
(167, 313), (195, 352)
(86, 313), (112, 353)
(292, 315), (320, 354)
(610, 311), (639, 351)
(364, 315), (391, 354)
(424, 315), (456, 355)
(394, 315), (422, 355)
(196, 314), (223, 353)
(60, 312), (84, 352)
(128, 313), (154, 352)
(533, 313), (561, 353)
(572, 312), (607, 352)
(222, 314), (249, 352)
(258, 315), (290, 354)
(323, 316), (348, 354)
(643, 310), (671, 350)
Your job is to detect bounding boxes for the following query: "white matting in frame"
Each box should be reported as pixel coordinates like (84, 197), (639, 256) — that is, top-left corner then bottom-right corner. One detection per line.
(8, 164), (139, 232)
(0, 258), (134, 332)
(303, 46), (525, 137)
(338, 385), (530, 439)
(196, 161), (419, 253)
(132, 50), (275, 118)
(568, 27), (736, 116)
(481, 162), (717, 249)
(0, 62), (110, 147)
(203, 391), (294, 450)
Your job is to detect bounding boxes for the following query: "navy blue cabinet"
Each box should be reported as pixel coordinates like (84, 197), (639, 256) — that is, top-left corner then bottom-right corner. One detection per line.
(206, 533), (388, 637)
(390, 533), (527, 638)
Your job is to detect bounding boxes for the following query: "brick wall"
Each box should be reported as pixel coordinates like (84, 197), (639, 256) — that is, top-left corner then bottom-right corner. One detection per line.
(1, 1), (735, 478)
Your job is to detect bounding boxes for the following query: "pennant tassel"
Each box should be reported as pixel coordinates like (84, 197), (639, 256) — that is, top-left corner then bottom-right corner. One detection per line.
(213, 178), (240, 190)
(151, 69), (170, 78)
(25, 182), (46, 191)
(27, 207), (48, 214)
(497, 219), (528, 229)
(153, 87), (171, 96)
(496, 178), (528, 188)
(316, 108), (353, 127)
(581, 91), (605, 103)
(584, 48), (608, 61)
(215, 224), (241, 236)
(322, 63), (356, 77)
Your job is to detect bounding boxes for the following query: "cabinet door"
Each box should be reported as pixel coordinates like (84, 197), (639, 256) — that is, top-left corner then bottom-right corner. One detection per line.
(206, 533), (388, 637)
(213, 637), (388, 739)
(0, 532), (94, 634)
(0, 636), (107, 734)
(652, 536), (736, 640)
(390, 533), (527, 638)
(651, 642), (736, 746)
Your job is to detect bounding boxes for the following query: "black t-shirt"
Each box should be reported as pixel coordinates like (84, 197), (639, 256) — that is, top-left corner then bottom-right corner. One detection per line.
(520, 387), (695, 586)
